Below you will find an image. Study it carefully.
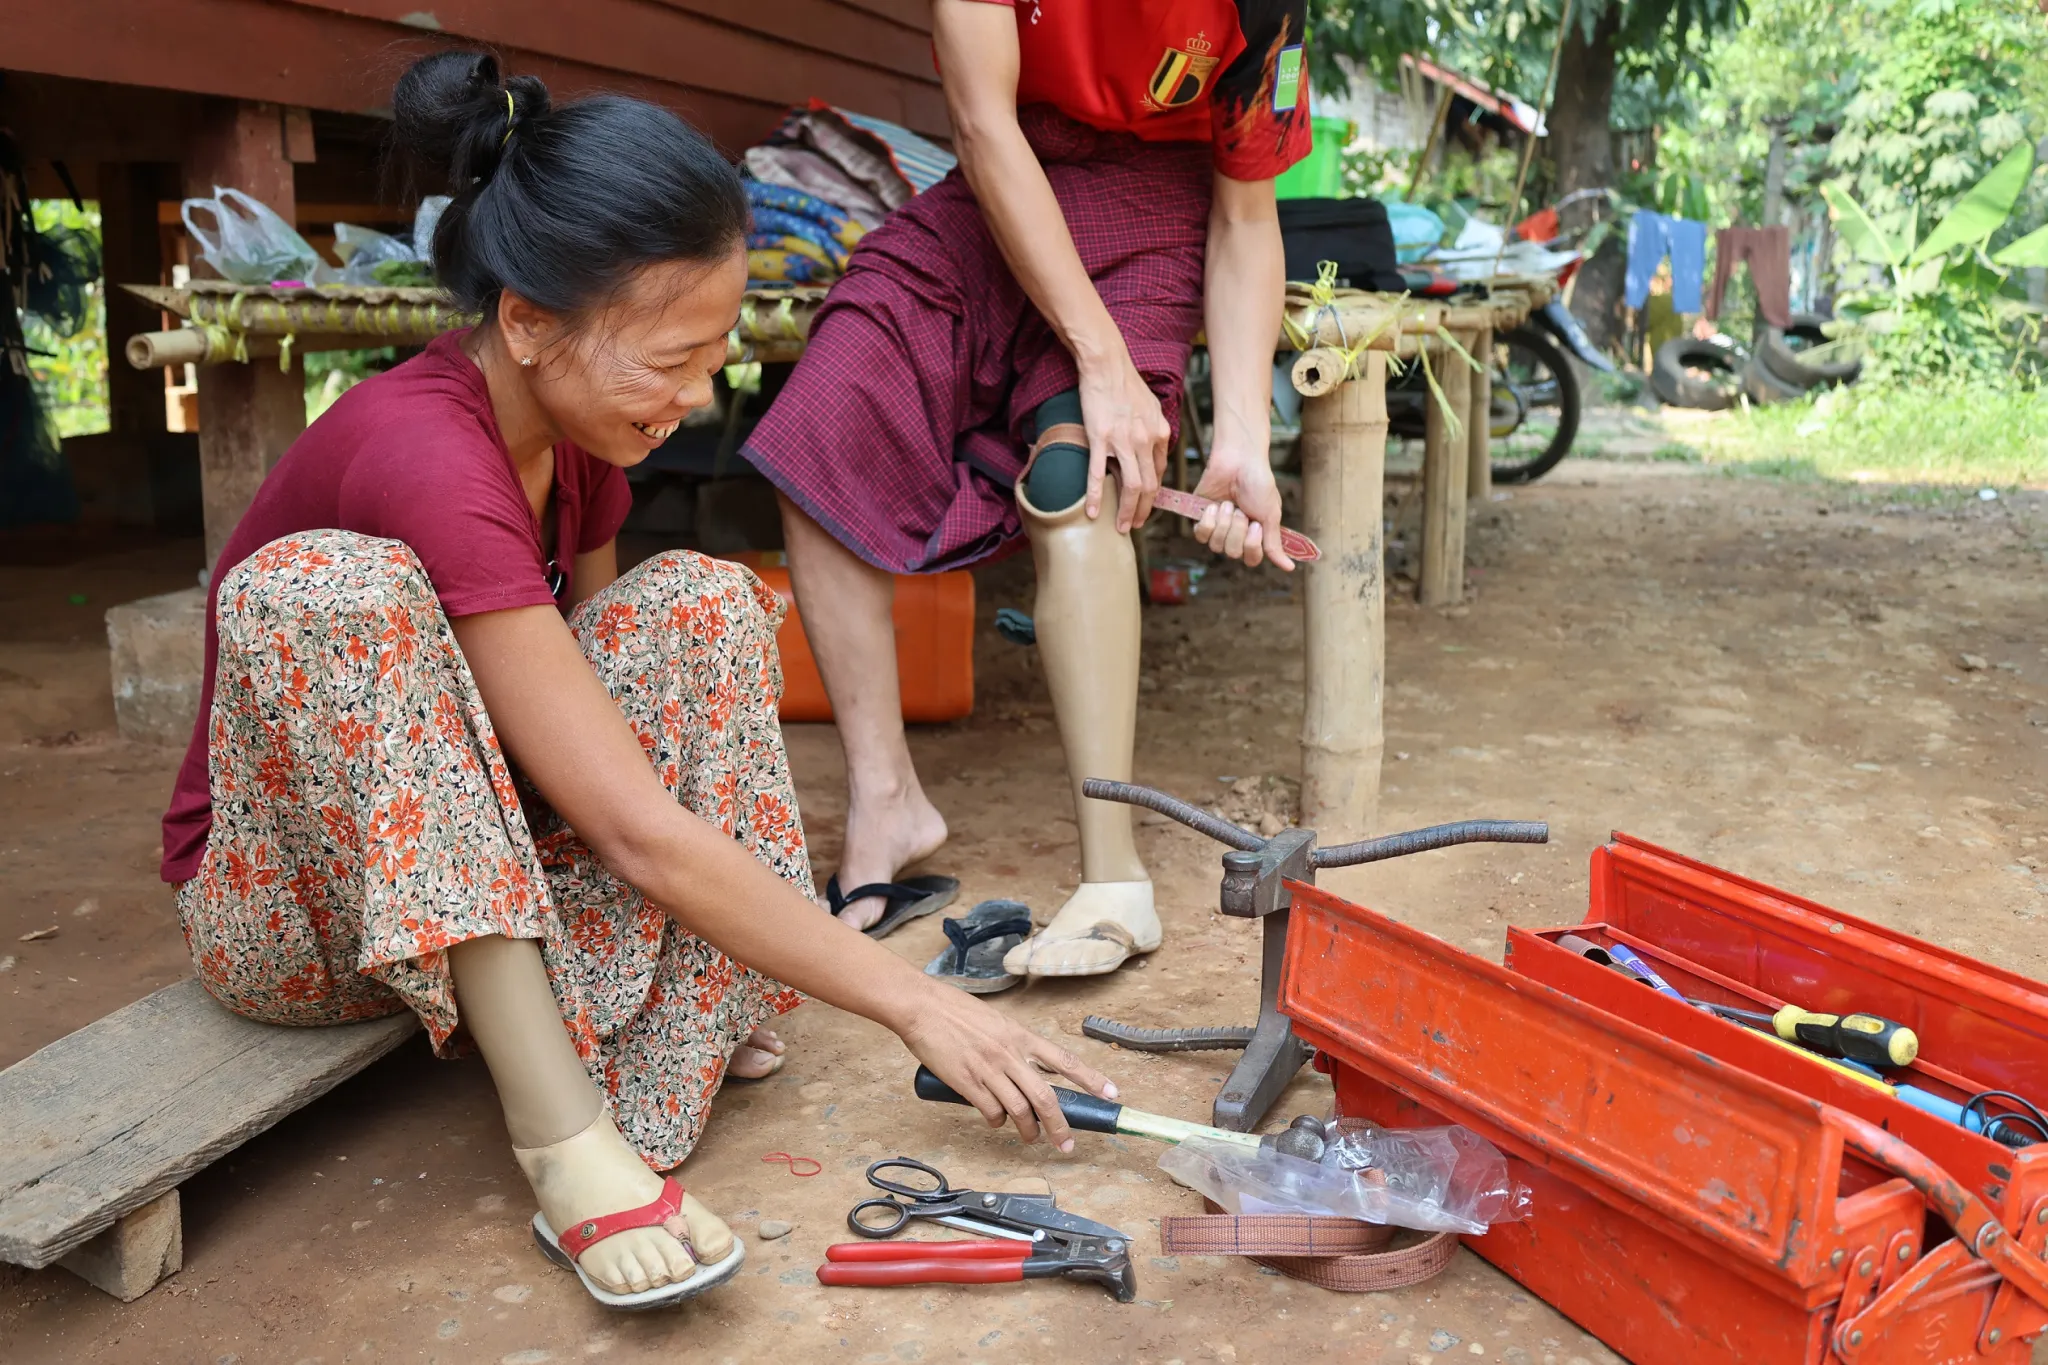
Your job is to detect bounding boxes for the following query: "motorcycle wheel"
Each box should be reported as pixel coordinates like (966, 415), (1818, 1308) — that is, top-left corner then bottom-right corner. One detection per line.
(1489, 326), (1580, 485)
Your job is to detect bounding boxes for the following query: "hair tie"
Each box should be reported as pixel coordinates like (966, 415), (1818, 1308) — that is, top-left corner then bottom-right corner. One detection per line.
(501, 89), (517, 149)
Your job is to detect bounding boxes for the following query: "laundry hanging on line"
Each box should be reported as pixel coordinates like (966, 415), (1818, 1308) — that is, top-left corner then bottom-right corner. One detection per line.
(1706, 224), (1793, 328)
(1624, 210), (1707, 315)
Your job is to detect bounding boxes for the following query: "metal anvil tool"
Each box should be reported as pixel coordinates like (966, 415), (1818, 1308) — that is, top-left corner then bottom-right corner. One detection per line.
(1080, 779), (1549, 1132)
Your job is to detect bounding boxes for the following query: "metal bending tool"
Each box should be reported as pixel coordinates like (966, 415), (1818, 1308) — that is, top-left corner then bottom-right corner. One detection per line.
(1079, 778), (1549, 1132)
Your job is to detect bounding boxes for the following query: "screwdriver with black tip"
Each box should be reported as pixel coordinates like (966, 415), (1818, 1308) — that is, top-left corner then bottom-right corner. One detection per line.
(1690, 999), (1919, 1068)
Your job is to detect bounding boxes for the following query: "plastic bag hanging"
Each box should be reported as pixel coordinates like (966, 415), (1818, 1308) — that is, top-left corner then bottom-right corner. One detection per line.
(179, 187), (330, 285)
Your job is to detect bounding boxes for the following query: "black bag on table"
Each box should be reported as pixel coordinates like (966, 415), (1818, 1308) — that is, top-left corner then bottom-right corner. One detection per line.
(1277, 197), (1406, 293)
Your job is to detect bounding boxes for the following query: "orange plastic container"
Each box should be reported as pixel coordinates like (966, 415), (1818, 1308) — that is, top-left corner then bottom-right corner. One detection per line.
(725, 552), (975, 724)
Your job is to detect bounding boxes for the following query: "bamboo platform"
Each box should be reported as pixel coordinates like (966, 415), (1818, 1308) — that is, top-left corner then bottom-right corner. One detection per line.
(119, 281), (830, 369)
(119, 274), (1552, 841)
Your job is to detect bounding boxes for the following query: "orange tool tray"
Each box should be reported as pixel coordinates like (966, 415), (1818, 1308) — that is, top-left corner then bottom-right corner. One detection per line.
(724, 553), (974, 724)
(1281, 833), (2048, 1365)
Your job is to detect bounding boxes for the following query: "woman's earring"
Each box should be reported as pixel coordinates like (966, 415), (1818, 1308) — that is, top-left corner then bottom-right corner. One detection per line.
(519, 355), (534, 367)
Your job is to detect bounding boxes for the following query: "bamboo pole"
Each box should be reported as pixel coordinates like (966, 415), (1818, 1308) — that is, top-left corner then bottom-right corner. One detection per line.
(1493, 0), (1575, 273)
(1406, 84), (1455, 202)
(126, 328), (436, 369)
(1298, 351), (1389, 843)
(1419, 333), (1473, 606)
(1467, 325), (1495, 503)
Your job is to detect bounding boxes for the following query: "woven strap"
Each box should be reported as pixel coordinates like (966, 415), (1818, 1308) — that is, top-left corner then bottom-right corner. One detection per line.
(1159, 1207), (1458, 1293)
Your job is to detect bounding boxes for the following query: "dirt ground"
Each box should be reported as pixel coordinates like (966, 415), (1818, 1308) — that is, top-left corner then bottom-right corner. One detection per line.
(3, 443), (2046, 1365)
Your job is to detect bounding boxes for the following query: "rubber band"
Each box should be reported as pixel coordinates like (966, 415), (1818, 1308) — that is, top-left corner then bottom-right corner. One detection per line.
(502, 89), (517, 148)
(762, 1151), (822, 1177)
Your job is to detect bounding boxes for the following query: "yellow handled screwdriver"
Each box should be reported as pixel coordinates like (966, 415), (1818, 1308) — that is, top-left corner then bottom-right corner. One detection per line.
(1694, 999), (1918, 1068)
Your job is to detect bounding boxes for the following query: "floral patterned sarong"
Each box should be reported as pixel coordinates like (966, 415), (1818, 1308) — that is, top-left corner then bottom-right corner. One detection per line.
(176, 531), (809, 1169)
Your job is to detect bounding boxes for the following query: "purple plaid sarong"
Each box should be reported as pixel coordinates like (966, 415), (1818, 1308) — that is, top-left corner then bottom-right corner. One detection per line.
(742, 107), (1212, 574)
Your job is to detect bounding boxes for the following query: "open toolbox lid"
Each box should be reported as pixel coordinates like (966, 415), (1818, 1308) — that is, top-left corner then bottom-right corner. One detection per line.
(1277, 835), (2048, 1295)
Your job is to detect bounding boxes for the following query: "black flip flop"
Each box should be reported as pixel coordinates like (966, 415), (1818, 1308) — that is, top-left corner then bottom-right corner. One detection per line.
(923, 900), (1032, 994)
(826, 874), (960, 939)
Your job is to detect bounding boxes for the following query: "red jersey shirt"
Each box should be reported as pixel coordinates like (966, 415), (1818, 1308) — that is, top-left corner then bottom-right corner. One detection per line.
(967, 0), (1311, 181)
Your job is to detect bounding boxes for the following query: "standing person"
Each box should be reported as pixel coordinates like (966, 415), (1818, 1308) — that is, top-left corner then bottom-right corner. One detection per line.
(746, 1), (1310, 976)
(164, 50), (1116, 1312)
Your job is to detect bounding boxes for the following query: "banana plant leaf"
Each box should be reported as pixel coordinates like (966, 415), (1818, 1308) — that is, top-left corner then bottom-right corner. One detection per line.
(1908, 145), (2036, 266)
(1821, 181), (1904, 268)
(1992, 223), (2048, 269)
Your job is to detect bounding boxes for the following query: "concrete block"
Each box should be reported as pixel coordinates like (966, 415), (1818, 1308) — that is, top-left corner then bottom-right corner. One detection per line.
(106, 588), (207, 746)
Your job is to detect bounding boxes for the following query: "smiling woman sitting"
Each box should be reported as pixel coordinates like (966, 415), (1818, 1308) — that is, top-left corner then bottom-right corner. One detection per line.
(159, 50), (1117, 1311)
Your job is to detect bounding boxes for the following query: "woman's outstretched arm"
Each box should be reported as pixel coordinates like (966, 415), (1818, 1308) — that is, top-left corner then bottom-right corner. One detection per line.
(451, 603), (1117, 1149)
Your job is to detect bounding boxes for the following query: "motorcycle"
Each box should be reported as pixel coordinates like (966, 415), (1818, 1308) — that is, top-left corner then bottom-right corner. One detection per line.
(1383, 198), (1616, 486)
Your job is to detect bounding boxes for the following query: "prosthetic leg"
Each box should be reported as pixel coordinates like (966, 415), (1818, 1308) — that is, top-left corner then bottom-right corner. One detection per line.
(1002, 395), (1160, 978)
(448, 935), (743, 1306)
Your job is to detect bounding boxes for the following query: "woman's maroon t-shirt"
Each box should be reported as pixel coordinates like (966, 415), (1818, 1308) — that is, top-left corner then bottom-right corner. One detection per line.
(160, 330), (632, 883)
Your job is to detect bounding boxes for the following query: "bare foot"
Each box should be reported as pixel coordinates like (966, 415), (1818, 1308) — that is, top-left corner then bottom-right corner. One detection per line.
(728, 1025), (785, 1079)
(514, 1113), (733, 1297)
(830, 782), (948, 931)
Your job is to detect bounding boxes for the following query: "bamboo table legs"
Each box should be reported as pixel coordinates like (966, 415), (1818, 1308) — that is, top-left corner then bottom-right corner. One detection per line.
(1467, 326), (1494, 505)
(1297, 351), (1388, 844)
(1418, 331), (1474, 607)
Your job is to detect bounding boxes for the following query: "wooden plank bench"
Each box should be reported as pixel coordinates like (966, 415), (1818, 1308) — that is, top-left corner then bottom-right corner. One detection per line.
(0, 977), (418, 1300)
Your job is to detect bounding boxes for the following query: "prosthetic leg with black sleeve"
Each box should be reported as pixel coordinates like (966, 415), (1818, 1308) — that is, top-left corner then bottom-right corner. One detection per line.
(1002, 392), (1160, 977)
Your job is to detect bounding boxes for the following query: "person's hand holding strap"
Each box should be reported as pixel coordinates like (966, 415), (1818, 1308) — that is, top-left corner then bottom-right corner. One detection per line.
(1192, 169), (1293, 570)
(1076, 340), (1171, 532)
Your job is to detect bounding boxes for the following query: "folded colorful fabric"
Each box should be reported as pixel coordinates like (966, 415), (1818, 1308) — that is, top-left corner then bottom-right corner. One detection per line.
(748, 232), (837, 271)
(749, 207), (854, 268)
(745, 182), (866, 247)
(747, 249), (837, 285)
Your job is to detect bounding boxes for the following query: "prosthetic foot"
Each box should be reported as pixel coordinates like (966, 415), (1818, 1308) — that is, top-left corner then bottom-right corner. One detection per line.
(449, 935), (741, 1308)
(1002, 395), (1159, 978)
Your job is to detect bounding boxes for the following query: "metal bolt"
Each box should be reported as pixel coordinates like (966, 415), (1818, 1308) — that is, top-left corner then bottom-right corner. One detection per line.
(2038, 1206), (2048, 1226)
(1979, 1225), (2003, 1251)
(1858, 1259), (1874, 1277)
(1849, 1330), (1864, 1347)
(1830, 1249), (1844, 1268)
(1899, 1244), (1913, 1261)
(980, 1194), (996, 1207)
(1106, 1239), (1124, 1253)
(1988, 1329), (2002, 1345)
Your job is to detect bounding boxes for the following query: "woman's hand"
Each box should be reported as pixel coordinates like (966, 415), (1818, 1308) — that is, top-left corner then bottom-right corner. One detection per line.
(1191, 440), (1294, 571)
(1077, 347), (1172, 533)
(896, 980), (1117, 1152)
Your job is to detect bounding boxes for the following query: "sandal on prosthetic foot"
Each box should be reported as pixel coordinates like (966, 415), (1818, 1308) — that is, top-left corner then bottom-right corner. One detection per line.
(531, 1178), (746, 1310)
(1001, 881), (1159, 978)
(518, 1114), (743, 1310)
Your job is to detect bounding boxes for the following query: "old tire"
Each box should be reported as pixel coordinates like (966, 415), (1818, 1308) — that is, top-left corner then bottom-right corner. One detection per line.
(1757, 315), (1860, 389)
(1651, 337), (1742, 411)
(1741, 354), (1809, 406)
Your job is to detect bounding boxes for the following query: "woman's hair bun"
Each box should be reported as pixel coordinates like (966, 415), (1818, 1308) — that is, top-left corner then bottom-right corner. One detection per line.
(391, 50), (551, 194)
(387, 49), (747, 323)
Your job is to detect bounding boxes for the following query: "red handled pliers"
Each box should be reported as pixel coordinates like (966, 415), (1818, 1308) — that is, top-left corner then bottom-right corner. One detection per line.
(813, 1157), (1136, 1302)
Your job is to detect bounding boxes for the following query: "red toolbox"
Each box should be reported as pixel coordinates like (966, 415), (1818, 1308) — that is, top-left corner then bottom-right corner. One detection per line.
(1281, 833), (2048, 1364)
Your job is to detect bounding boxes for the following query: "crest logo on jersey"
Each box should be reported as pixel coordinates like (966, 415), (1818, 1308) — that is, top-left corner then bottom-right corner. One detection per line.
(1148, 36), (1221, 109)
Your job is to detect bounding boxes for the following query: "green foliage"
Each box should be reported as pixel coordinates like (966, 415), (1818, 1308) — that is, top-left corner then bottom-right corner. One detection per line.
(22, 201), (110, 440)
(1691, 379), (2048, 487)
(305, 348), (398, 423)
(1819, 145), (2045, 385)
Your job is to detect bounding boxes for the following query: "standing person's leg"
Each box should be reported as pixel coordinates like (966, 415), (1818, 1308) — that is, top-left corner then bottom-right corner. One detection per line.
(999, 397), (1156, 977)
(777, 496), (947, 932)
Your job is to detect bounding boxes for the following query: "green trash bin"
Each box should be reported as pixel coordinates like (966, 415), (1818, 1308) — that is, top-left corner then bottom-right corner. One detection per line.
(1274, 115), (1352, 200)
